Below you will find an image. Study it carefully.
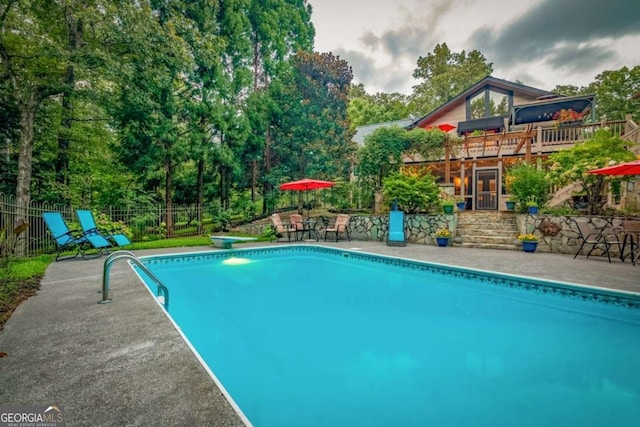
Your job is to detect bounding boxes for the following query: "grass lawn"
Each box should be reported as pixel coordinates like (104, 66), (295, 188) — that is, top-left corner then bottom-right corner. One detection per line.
(0, 255), (52, 331)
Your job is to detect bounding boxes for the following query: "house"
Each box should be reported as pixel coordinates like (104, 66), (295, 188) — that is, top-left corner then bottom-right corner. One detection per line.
(398, 76), (637, 211)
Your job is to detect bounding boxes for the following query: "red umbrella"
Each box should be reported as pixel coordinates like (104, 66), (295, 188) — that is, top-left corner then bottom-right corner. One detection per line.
(586, 160), (640, 176)
(424, 123), (456, 132)
(279, 178), (335, 191)
(437, 123), (456, 132)
(279, 178), (335, 215)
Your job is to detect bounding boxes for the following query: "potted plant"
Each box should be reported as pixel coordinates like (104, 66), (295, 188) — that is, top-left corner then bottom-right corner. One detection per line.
(525, 196), (539, 215)
(455, 196), (466, 211)
(505, 198), (516, 211)
(441, 197), (455, 214)
(435, 228), (451, 247)
(518, 233), (539, 252)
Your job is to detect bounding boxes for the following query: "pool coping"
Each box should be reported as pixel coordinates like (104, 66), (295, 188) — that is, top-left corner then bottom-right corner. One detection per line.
(141, 245), (640, 310)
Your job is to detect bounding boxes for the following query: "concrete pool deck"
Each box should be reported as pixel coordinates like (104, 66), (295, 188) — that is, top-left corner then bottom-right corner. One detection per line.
(1, 241), (638, 425)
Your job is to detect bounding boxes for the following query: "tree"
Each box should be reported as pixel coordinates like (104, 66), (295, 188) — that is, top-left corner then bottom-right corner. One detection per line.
(549, 84), (588, 97)
(246, 0), (314, 209)
(347, 84), (411, 130)
(546, 129), (636, 214)
(586, 66), (640, 121)
(409, 43), (493, 116)
(358, 126), (445, 188)
(1, 1), (70, 229)
(270, 51), (355, 186)
(112, 1), (196, 236)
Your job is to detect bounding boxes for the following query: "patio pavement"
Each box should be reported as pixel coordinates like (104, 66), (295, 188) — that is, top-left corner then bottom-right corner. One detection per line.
(0, 241), (638, 426)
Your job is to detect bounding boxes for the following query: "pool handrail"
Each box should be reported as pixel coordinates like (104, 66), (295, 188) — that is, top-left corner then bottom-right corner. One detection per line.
(100, 250), (169, 310)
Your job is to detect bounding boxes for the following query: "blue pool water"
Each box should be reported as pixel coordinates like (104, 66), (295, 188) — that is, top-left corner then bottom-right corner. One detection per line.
(138, 246), (640, 427)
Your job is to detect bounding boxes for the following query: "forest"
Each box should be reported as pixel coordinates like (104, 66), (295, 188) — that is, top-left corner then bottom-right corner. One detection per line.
(2, 1), (639, 234)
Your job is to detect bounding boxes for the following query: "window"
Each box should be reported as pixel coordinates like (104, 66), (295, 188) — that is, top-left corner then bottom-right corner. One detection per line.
(467, 87), (512, 119)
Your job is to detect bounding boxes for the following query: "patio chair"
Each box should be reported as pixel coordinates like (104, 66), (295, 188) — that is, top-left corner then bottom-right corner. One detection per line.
(289, 214), (305, 240)
(76, 209), (132, 249)
(324, 214), (351, 242)
(387, 210), (407, 246)
(619, 220), (640, 263)
(573, 219), (621, 263)
(270, 213), (297, 242)
(43, 212), (111, 261)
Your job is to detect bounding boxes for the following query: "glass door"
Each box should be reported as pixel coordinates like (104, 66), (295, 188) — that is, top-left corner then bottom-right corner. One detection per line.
(475, 169), (498, 210)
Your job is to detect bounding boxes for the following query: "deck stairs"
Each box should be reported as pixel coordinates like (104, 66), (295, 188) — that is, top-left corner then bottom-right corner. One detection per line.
(453, 211), (520, 250)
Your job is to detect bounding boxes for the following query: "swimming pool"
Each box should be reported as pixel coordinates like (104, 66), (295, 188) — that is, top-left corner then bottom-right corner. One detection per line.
(137, 245), (640, 427)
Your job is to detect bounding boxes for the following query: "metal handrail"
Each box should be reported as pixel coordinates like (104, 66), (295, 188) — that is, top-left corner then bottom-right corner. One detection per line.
(99, 251), (169, 310)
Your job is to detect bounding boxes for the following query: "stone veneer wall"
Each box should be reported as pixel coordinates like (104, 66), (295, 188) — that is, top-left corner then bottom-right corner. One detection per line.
(517, 214), (633, 257)
(235, 214), (456, 245)
(235, 213), (637, 257)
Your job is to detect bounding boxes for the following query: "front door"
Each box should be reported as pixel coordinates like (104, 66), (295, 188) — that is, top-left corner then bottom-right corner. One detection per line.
(475, 169), (498, 210)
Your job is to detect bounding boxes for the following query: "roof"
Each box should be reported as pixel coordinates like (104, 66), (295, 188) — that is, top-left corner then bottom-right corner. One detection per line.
(408, 76), (555, 129)
(352, 118), (414, 145)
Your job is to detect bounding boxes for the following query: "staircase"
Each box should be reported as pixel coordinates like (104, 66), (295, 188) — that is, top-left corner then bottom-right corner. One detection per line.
(453, 211), (520, 250)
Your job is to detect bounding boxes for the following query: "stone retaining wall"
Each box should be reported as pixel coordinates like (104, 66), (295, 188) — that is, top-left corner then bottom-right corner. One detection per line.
(235, 213), (636, 258)
(518, 214), (631, 257)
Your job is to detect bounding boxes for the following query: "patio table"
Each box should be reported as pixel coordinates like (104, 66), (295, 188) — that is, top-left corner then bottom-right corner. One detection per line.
(300, 219), (319, 241)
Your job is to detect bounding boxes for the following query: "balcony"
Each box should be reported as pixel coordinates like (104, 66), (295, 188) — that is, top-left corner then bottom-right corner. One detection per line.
(450, 119), (633, 161)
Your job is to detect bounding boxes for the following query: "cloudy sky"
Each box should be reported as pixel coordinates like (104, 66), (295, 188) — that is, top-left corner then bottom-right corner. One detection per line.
(310, 0), (640, 95)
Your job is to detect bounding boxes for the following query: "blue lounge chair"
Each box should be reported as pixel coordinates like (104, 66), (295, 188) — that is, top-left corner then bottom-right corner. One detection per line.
(43, 212), (111, 261)
(76, 209), (132, 249)
(387, 210), (407, 246)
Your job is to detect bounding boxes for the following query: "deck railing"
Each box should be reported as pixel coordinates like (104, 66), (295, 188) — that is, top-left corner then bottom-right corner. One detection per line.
(452, 119), (630, 160)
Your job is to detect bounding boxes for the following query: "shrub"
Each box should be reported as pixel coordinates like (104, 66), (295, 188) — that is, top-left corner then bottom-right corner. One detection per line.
(505, 162), (549, 211)
(382, 172), (440, 214)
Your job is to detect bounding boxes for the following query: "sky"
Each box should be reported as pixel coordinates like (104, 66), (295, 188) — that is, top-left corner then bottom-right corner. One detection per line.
(310, 0), (640, 95)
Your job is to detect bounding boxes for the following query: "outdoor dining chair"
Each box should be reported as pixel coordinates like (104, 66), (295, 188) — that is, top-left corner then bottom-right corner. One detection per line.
(270, 213), (297, 242)
(324, 214), (351, 242)
(573, 219), (621, 263)
(289, 214), (305, 241)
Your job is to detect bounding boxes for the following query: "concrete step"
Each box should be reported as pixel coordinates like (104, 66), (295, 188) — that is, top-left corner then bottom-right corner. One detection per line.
(456, 229), (518, 238)
(456, 223), (518, 231)
(455, 235), (518, 245)
(452, 242), (521, 251)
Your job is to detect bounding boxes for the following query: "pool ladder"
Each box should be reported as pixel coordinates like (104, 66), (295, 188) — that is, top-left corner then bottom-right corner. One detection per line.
(99, 251), (169, 310)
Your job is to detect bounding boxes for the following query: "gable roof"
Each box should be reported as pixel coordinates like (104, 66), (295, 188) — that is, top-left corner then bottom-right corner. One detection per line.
(408, 76), (555, 129)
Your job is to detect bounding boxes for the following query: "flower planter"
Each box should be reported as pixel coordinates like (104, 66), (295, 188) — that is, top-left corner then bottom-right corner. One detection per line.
(505, 201), (515, 211)
(443, 205), (454, 214)
(522, 241), (538, 253)
(456, 202), (466, 211)
(558, 120), (582, 128)
(436, 237), (449, 247)
(527, 206), (538, 215)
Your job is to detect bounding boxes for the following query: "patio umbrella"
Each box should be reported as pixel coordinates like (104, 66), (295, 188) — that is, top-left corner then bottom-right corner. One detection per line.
(437, 123), (456, 132)
(425, 123), (456, 132)
(586, 159), (640, 176)
(279, 178), (335, 191)
(279, 178), (335, 215)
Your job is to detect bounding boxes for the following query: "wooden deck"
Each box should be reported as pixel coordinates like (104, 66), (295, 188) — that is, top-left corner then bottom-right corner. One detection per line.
(454, 119), (629, 161)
